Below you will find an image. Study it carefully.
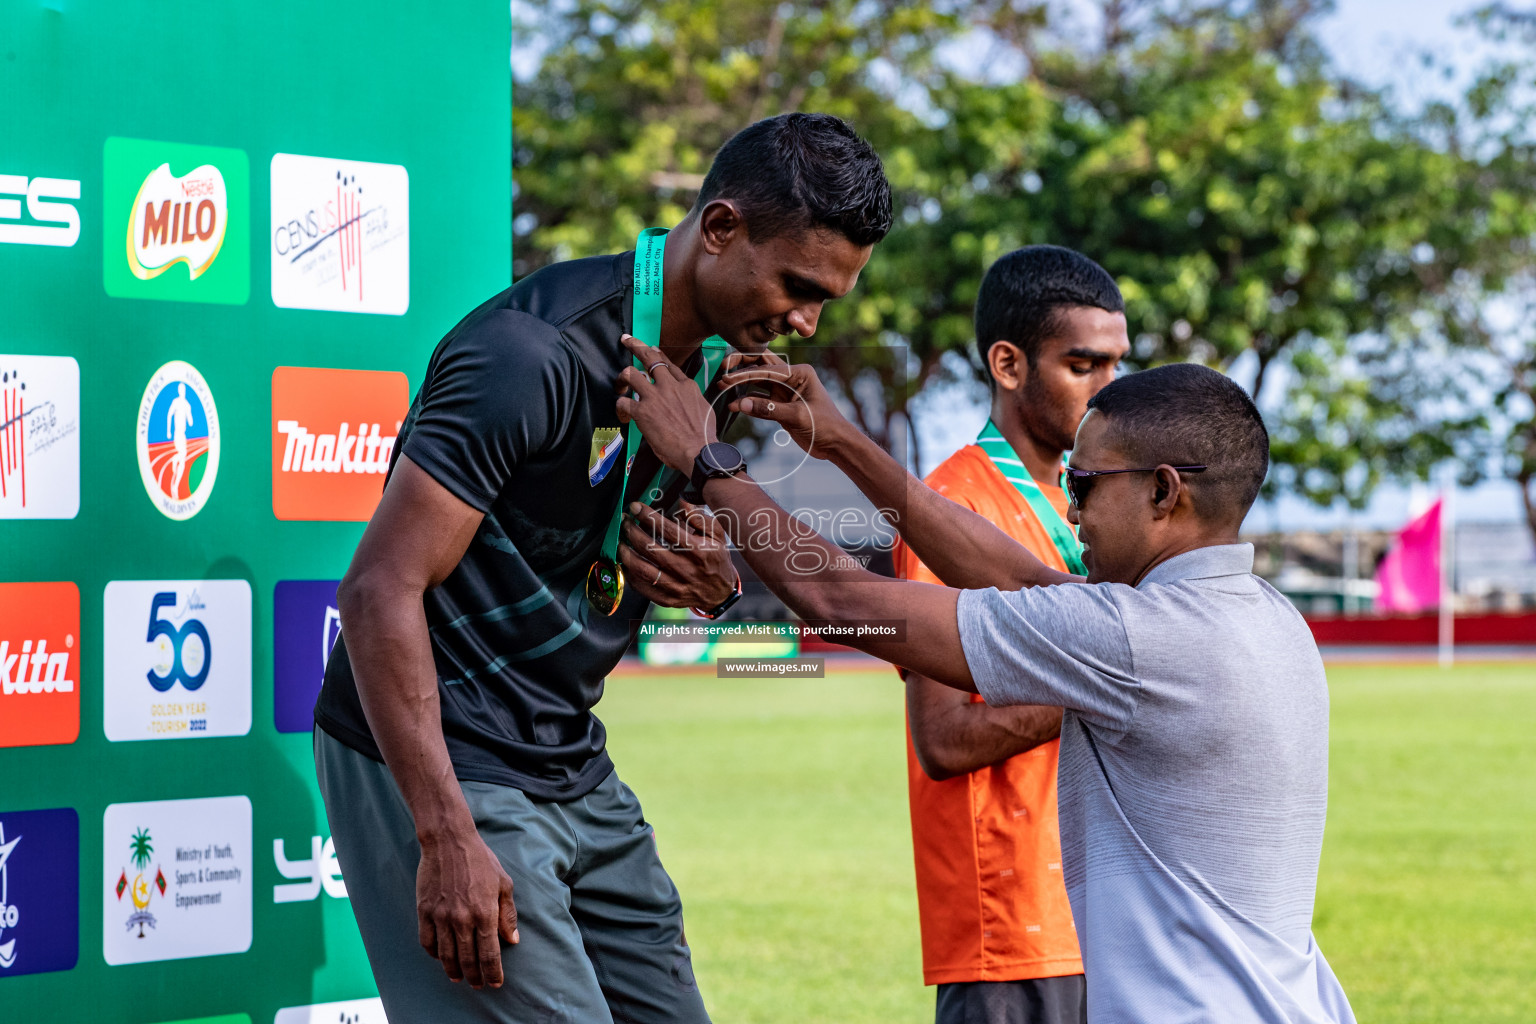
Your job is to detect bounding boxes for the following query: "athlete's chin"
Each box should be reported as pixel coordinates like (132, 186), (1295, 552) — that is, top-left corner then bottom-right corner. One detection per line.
(724, 324), (777, 353)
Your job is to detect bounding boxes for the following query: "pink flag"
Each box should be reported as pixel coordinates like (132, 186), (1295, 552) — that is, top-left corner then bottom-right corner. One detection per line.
(1374, 498), (1443, 613)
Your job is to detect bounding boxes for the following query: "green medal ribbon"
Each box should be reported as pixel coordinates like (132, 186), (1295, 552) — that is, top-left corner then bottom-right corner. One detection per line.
(975, 419), (1087, 576)
(586, 228), (731, 614)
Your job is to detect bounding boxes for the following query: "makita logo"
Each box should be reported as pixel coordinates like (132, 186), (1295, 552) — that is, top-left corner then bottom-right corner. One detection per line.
(270, 366), (408, 521)
(276, 420), (396, 475)
(0, 640), (73, 695)
(0, 582), (79, 747)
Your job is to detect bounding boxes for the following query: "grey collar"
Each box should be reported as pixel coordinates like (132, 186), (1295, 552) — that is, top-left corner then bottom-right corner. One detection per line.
(1138, 543), (1256, 588)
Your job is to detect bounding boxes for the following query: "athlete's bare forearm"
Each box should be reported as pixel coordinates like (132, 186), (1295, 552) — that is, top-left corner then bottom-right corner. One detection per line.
(693, 475), (976, 691)
(339, 568), (477, 845)
(823, 428), (1076, 591)
(906, 671), (1062, 780)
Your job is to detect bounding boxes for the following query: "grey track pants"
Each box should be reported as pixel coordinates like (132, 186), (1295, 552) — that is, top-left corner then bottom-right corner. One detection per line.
(315, 727), (711, 1024)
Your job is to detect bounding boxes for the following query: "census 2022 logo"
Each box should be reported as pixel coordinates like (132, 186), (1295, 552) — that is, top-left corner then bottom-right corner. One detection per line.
(273, 580), (342, 733)
(0, 172), (80, 248)
(271, 366), (407, 521)
(0, 355), (80, 520)
(103, 137), (249, 304)
(136, 360), (220, 521)
(270, 153), (409, 315)
(103, 580), (252, 741)
(0, 807), (79, 978)
(103, 796), (252, 965)
(0, 581), (79, 749)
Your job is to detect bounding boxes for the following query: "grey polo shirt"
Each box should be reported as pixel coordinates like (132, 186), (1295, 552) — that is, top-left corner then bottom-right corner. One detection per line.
(958, 544), (1356, 1024)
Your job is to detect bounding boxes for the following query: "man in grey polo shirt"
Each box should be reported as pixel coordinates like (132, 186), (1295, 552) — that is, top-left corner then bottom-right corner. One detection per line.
(615, 345), (1356, 1023)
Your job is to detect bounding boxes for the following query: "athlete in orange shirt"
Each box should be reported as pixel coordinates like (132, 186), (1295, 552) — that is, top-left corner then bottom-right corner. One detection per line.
(897, 247), (1128, 1024)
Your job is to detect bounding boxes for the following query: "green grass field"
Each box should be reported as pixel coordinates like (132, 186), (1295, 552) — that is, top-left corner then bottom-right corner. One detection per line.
(598, 660), (1536, 1023)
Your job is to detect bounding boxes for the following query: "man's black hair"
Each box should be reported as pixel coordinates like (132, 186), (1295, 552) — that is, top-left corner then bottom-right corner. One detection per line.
(1086, 363), (1269, 522)
(976, 246), (1124, 376)
(695, 113), (892, 247)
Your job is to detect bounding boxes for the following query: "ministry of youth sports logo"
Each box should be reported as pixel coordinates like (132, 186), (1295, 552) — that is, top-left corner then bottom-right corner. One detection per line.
(136, 360), (220, 521)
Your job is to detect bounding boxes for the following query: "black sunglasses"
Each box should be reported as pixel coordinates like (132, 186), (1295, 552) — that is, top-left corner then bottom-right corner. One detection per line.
(1064, 464), (1207, 509)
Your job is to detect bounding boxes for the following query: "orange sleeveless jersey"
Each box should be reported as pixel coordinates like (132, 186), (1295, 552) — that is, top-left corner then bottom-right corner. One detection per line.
(895, 442), (1083, 985)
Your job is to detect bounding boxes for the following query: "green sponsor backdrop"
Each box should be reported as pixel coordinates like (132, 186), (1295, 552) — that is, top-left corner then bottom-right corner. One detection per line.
(1, 1), (509, 1020)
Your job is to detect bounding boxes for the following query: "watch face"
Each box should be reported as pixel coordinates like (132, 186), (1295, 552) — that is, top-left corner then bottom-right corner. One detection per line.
(701, 442), (744, 474)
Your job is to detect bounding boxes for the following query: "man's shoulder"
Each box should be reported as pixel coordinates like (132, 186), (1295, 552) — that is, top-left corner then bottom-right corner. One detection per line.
(431, 255), (630, 375)
(503, 252), (630, 331)
(923, 443), (1005, 500)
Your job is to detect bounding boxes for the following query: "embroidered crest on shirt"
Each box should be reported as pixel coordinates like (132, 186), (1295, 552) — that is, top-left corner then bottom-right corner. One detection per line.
(588, 428), (623, 486)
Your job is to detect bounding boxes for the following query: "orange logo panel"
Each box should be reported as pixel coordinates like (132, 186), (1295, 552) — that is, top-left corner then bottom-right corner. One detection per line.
(0, 581), (81, 748)
(271, 366), (409, 521)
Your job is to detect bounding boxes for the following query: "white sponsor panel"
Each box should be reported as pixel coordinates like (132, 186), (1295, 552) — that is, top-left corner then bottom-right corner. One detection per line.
(0, 355), (79, 519)
(0, 175), (81, 247)
(102, 795), (252, 965)
(270, 153), (409, 315)
(103, 580), (251, 741)
(274, 997), (388, 1024)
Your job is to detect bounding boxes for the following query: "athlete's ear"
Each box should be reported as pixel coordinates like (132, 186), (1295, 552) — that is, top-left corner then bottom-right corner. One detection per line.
(988, 340), (1027, 393)
(698, 199), (745, 256)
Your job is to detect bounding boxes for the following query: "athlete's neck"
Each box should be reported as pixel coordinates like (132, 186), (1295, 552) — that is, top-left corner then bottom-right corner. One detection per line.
(990, 396), (1065, 490)
(657, 215), (712, 368)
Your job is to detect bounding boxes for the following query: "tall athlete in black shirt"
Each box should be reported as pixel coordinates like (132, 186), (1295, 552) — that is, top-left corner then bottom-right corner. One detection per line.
(314, 114), (893, 1021)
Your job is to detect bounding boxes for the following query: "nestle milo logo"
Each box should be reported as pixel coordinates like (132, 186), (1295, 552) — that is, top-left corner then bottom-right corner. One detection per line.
(103, 137), (248, 305)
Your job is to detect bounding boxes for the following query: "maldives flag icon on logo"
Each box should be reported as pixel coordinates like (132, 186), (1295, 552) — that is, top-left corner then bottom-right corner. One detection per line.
(271, 366), (408, 521)
(0, 582), (80, 748)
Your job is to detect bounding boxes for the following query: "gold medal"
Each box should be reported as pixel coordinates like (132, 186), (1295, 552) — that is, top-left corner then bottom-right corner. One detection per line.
(585, 558), (625, 616)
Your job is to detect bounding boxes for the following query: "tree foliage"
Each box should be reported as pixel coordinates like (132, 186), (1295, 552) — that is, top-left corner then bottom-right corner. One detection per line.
(512, 0), (1536, 526)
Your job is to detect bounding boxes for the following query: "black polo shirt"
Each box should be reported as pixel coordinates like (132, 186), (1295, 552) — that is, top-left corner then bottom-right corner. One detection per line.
(315, 251), (675, 799)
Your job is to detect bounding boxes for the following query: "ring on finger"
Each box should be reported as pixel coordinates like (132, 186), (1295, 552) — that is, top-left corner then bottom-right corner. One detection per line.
(653, 565), (662, 585)
(646, 360), (669, 377)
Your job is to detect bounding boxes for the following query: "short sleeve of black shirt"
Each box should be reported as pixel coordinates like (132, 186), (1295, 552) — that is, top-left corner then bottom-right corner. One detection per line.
(402, 309), (580, 512)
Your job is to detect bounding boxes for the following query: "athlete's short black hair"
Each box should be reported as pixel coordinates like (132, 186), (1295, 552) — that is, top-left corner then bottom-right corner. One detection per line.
(976, 246), (1124, 374)
(1086, 363), (1269, 522)
(696, 113), (892, 247)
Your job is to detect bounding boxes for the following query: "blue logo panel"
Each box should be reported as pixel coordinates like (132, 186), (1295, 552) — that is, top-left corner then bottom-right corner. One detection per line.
(273, 581), (341, 733)
(0, 807), (79, 978)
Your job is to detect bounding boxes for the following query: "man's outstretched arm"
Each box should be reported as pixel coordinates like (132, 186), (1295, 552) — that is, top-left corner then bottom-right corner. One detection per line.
(712, 349), (1080, 593)
(625, 479), (977, 691)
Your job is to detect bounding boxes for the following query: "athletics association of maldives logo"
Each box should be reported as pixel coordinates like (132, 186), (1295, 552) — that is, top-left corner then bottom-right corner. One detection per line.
(137, 360), (220, 521)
